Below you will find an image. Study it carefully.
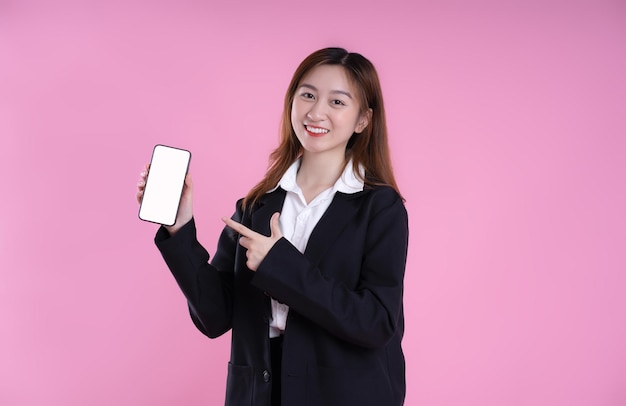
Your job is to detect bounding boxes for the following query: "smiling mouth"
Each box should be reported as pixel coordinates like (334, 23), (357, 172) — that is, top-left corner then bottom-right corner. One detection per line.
(305, 125), (329, 136)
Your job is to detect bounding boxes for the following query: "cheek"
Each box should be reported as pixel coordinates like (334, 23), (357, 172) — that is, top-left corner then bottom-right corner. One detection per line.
(290, 101), (300, 125)
(290, 109), (298, 134)
(336, 111), (360, 131)
(290, 104), (296, 121)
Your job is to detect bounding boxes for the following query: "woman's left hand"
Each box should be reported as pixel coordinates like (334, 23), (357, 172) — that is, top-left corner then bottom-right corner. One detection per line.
(222, 212), (282, 271)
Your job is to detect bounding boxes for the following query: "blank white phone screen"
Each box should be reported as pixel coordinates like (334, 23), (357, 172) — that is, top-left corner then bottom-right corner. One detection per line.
(139, 145), (191, 226)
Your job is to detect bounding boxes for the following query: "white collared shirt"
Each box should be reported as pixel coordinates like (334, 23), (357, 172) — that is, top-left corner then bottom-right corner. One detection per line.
(268, 159), (364, 338)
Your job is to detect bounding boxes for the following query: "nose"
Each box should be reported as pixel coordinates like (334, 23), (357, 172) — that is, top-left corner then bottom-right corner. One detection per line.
(306, 101), (326, 121)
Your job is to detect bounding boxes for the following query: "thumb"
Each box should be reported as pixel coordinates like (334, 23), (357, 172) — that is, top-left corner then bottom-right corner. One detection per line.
(270, 212), (282, 238)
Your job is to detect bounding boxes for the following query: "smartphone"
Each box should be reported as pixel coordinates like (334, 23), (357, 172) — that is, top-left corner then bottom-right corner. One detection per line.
(138, 145), (191, 226)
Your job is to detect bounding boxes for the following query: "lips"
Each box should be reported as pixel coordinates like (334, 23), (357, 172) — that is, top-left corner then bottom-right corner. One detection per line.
(305, 124), (329, 137)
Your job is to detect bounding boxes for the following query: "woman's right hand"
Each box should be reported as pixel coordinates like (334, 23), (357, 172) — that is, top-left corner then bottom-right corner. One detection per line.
(136, 163), (194, 236)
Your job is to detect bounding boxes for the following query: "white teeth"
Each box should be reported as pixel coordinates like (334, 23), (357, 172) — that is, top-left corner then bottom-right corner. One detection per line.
(306, 125), (329, 134)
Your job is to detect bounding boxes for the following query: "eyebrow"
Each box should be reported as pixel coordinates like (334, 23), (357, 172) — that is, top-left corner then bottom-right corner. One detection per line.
(300, 83), (353, 99)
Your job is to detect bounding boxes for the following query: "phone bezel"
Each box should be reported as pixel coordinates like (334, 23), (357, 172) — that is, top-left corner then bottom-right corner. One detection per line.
(138, 144), (191, 226)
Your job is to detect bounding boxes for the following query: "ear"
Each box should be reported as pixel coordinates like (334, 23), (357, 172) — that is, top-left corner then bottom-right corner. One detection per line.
(355, 108), (373, 133)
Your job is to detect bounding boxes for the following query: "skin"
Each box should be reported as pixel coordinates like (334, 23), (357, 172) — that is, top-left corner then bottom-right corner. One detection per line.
(136, 64), (370, 271)
(290, 65), (370, 203)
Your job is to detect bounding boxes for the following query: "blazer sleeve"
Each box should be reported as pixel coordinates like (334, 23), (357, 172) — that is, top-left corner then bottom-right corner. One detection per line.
(251, 187), (409, 349)
(154, 210), (240, 338)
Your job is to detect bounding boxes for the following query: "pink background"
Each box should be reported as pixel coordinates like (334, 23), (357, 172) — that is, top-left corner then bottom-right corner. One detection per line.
(1, 1), (625, 405)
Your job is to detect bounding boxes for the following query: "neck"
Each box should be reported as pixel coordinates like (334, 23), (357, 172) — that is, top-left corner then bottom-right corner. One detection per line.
(297, 151), (348, 191)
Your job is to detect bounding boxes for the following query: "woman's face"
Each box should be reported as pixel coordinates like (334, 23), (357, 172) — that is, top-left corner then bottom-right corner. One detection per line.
(291, 64), (369, 158)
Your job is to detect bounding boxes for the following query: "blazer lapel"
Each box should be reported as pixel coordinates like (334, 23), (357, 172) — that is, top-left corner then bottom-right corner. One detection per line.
(250, 188), (287, 236)
(251, 188), (369, 264)
(303, 191), (367, 264)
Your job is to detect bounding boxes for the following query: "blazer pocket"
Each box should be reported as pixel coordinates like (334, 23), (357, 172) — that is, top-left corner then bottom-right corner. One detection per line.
(307, 364), (395, 406)
(226, 362), (254, 405)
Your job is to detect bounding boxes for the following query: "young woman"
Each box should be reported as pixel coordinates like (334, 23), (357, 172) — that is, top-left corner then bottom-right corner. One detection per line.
(137, 47), (408, 406)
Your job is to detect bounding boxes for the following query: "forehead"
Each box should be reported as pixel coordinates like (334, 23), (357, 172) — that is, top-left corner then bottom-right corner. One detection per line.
(298, 64), (356, 93)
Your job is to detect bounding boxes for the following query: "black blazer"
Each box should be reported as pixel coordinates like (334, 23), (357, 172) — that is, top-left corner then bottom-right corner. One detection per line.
(155, 185), (409, 406)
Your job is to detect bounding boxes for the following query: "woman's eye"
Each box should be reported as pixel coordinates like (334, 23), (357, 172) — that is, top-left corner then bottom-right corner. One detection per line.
(301, 92), (315, 99)
(331, 99), (346, 106)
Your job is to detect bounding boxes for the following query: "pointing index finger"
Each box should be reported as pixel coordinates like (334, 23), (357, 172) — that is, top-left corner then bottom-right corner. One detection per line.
(222, 216), (256, 238)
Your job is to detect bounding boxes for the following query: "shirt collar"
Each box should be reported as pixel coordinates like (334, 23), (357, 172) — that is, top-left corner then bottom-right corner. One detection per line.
(270, 158), (365, 195)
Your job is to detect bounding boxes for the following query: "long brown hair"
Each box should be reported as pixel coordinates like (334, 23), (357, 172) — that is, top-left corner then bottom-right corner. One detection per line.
(243, 47), (403, 210)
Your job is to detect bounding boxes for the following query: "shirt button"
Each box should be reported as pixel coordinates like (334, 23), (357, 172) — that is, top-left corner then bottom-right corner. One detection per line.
(263, 370), (271, 382)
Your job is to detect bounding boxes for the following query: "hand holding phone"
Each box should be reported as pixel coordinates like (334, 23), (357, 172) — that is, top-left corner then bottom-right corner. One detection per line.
(138, 145), (192, 227)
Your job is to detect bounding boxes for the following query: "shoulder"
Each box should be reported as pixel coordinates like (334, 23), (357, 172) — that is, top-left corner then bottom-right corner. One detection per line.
(351, 185), (409, 238)
(341, 185), (407, 223)
(360, 185), (405, 211)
